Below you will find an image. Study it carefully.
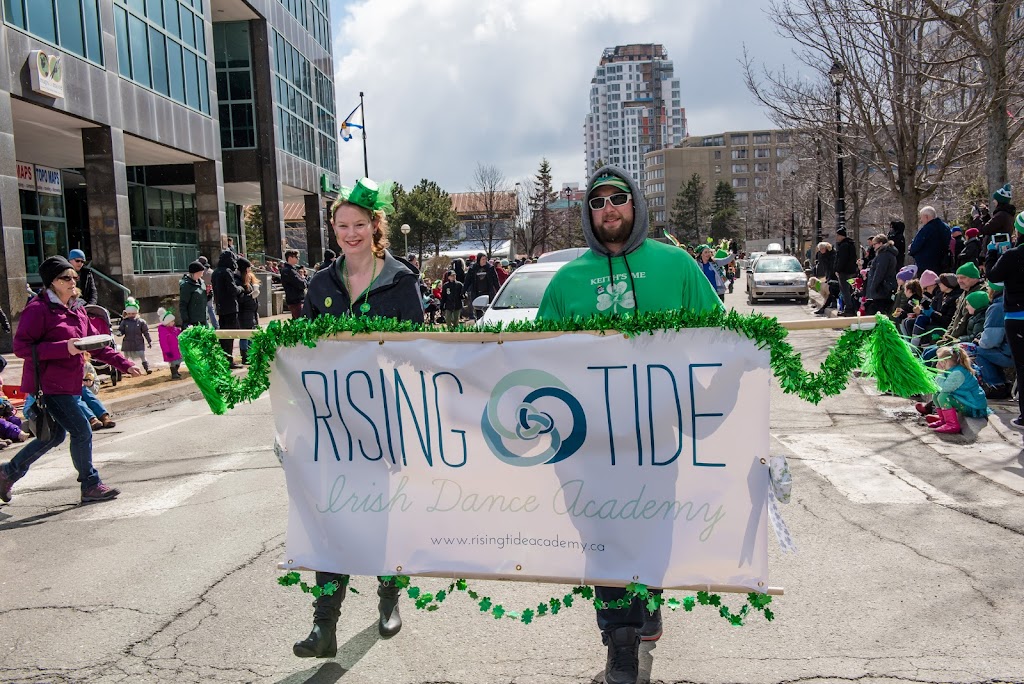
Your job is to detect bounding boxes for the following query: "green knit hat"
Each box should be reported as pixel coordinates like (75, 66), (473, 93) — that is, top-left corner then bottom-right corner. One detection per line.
(966, 290), (990, 310)
(988, 281), (1005, 293)
(956, 261), (981, 279)
(1015, 211), (1024, 234)
(993, 183), (1012, 203)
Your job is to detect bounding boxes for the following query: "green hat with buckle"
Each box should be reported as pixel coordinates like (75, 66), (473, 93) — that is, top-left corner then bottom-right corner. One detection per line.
(331, 177), (396, 216)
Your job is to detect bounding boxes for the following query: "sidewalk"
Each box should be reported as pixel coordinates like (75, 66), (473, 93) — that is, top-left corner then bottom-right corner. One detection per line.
(1, 312), (295, 417)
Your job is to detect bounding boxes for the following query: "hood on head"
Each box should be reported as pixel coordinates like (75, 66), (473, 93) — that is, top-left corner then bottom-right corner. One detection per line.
(581, 165), (648, 257)
(217, 250), (237, 268)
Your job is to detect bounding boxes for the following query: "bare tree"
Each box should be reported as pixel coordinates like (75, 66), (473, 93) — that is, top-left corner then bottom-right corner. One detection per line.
(466, 163), (514, 257)
(744, 0), (992, 241)
(921, 0), (1024, 195)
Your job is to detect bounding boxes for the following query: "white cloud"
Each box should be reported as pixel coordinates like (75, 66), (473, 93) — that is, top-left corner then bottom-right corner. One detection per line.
(329, 0), (801, 192)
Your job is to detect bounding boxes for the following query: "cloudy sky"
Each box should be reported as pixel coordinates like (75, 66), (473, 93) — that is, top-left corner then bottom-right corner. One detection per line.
(326, 0), (804, 193)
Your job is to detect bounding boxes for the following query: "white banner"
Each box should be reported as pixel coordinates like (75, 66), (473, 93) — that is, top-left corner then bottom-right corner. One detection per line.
(33, 165), (62, 196)
(273, 329), (771, 590)
(16, 162), (34, 191)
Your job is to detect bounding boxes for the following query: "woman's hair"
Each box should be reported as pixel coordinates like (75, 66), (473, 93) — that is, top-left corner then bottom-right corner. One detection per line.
(903, 279), (923, 299)
(936, 345), (970, 370)
(817, 241), (832, 251)
(872, 233), (891, 246)
(332, 201), (389, 258)
(244, 270), (259, 287)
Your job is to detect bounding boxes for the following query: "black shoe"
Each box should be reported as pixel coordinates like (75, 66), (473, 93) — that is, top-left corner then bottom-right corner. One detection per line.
(293, 621), (337, 658)
(639, 607), (662, 642)
(377, 583), (402, 637)
(603, 627), (640, 684)
(170, 372), (183, 380)
(1011, 416), (1024, 429)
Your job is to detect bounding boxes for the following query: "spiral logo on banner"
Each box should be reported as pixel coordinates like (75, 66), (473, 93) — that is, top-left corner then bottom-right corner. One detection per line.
(481, 369), (587, 467)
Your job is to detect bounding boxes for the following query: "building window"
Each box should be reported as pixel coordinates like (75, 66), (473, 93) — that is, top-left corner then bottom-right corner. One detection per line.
(776, 132), (790, 143)
(714, 150), (722, 160)
(731, 149), (748, 160)
(113, 0), (209, 114)
(314, 68), (338, 175)
(19, 185), (67, 278)
(715, 165), (721, 173)
(753, 133), (771, 144)
(754, 162), (771, 173)
(730, 134), (748, 145)
(278, 0), (307, 29)
(273, 30), (315, 164)
(754, 176), (766, 187)
(754, 147), (770, 158)
(777, 147), (791, 158)
(5, 0), (103, 64)
(310, 0), (331, 52)
(731, 164), (748, 173)
(735, 192), (748, 203)
(732, 178), (748, 188)
(213, 22), (256, 149)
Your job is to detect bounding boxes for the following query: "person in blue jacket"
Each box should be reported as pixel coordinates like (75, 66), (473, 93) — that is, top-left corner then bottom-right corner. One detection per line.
(908, 205), (952, 275)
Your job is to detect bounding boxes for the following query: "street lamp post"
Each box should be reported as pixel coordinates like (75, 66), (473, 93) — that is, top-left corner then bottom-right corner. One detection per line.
(815, 138), (823, 246)
(790, 170), (796, 255)
(829, 60), (847, 236)
(400, 223), (411, 256)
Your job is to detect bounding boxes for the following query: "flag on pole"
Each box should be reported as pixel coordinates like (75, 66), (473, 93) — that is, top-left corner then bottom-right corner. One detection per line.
(339, 102), (363, 142)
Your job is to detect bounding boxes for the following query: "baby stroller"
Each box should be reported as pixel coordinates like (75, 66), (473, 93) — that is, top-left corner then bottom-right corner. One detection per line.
(85, 304), (122, 387)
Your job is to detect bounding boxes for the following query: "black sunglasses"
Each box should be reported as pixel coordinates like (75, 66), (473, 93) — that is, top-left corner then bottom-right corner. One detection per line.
(588, 193), (632, 210)
(55, 275), (79, 283)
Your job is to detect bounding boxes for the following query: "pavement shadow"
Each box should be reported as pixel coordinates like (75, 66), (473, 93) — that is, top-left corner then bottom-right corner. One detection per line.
(0, 504), (78, 531)
(273, 622), (380, 684)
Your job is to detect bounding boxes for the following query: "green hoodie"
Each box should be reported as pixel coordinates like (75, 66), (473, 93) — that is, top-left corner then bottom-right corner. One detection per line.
(537, 166), (722, 320)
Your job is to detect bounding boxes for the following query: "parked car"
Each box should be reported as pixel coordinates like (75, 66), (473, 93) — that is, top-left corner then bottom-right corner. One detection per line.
(473, 261), (567, 326)
(746, 255), (809, 304)
(537, 247), (589, 263)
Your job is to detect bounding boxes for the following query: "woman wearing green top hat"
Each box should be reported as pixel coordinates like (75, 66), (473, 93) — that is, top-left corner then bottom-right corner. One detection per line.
(695, 245), (736, 302)
(293, 178), (423, 659)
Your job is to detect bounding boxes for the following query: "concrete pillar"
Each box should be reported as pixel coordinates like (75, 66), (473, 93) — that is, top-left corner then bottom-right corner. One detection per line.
(0, 91), (28, 340)
(251, 19), (284, 260)
(304, 193), (325, 264)
(82, 126), (132, 283)
(194, 160), (226, 260)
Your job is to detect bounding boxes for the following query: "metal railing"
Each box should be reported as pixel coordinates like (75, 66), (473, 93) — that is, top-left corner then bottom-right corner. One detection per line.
(131, 241), (199, 274)
(247, 250), (309, 267)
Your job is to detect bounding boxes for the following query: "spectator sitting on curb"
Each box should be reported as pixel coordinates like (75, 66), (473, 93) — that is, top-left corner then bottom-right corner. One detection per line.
(974, 282), (1013, 400)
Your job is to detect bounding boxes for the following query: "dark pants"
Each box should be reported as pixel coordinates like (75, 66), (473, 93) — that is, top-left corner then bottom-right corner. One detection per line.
(595, 586), (663, 632)
(864, 298), (893, 316)
(218, 312), (239, 361)
(838, 273), (857, 315)
(312, 571), (398, 622)
(1005, 319), (1024, 418)
(288, 303), (303, 319)
(1, 393), (99, 490)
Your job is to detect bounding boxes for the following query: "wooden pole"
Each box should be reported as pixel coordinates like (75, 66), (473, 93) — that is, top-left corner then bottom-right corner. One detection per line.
(213, 316), (876, 340)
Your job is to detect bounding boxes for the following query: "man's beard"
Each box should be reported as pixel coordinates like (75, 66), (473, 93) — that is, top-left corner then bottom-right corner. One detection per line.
(594, 215), (633, 245)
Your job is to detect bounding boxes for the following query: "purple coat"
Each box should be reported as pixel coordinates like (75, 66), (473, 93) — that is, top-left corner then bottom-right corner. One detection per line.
(15, 293), (136, 395)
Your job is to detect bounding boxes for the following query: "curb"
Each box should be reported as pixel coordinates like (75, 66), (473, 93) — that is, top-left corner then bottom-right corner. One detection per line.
(104, 379), (205, 416)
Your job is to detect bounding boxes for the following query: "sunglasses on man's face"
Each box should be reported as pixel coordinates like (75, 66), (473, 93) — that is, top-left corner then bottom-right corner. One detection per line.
(55, 275), (79, 283)
(588, 193), (631, 210)
(71, 259), (85, 264)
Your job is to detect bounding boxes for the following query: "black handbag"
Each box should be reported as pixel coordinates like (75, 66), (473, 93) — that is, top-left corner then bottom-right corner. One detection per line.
(24, 345), (58, 442)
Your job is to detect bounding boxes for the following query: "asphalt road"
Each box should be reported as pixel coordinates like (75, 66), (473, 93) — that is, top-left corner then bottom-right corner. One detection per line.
(1, 290), (1023, 684)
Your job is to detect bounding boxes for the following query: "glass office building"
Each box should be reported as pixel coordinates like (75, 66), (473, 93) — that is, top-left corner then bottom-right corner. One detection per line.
(0, 0), (340, 333)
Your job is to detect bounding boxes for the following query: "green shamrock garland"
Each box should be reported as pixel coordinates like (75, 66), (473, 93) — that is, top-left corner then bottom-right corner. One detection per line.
(179, 308), (937, 416)
(277, 573), (774, 627)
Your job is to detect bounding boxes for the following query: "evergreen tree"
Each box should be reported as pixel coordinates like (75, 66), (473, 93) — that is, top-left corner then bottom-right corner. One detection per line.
(389, 180), (458, 259)
(710, 181), (740, 239)
(526, 158), (557, 255)
(244, 205), (265, 254)
(669, 173), (708, 246)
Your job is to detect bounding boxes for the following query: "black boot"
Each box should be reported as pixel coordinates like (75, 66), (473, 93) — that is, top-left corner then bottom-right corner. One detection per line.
(639, 606), (662, 642)
(603, 626), (640, 684)
(377, 579), (402, 637)
(293, 573), (347, 658)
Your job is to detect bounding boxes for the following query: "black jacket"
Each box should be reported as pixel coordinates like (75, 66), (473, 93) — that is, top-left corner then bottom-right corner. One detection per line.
(440, 280), (464, 311)
(302, 251), (424, 323)
(987, 243), (1024, 314)
(279, 262), (307, 305)
(834, 238), (858, 275)
(179, 275), (208, 328)
(866, 244), (899, 301)
(79, 266), (98, 306)
(465, 262), (500, 301)
(813, 249), (836, 279)
(887, 222), (906, 265)
(980, 204), (1016, 237)
(928, 286), (961, 331)
(238, 281), (260, 329)
(212, 250), (242, 316)
(958, 237), (982, 268)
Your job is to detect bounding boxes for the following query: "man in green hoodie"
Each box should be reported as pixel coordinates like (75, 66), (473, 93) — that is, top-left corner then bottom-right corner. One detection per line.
(537, 166), (722, 684)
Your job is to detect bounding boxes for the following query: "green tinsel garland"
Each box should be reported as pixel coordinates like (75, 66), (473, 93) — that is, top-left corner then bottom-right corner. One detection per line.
(277, 573), (774, 627)
(179, 309), (938, 415)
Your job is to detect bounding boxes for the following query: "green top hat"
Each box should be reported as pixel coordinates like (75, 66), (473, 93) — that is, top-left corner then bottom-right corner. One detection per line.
(334, 177), (396, 215)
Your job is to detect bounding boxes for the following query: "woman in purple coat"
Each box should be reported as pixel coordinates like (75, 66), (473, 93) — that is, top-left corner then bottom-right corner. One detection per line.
(0, 256), (142, 504)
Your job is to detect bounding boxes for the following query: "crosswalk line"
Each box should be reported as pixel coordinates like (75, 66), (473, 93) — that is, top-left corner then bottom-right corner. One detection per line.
(73, 452), (252, 521)
(774, 433), (956, 505)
